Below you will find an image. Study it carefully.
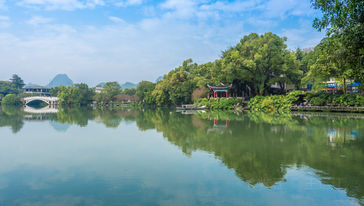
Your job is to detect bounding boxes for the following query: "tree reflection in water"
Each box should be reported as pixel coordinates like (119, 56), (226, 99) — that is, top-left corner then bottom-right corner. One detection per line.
(0, 106), (363, 203)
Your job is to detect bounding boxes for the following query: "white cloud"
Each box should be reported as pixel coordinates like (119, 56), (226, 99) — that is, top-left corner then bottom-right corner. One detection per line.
(109, 16), (126, 24)
(262, 0), (313, 19)
(0, 0), (323, 85)
(26, 16), (53, 26)
(114, 0), (143, 7)
(18, 0), (104, 10)
(200, 0), (260, 13)
(0, 15), (11, 28)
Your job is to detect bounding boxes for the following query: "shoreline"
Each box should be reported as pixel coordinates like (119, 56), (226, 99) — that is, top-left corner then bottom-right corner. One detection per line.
(290, 106), (364, 113)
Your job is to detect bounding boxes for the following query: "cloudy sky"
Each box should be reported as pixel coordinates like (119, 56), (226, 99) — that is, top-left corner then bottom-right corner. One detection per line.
(0, 0), (323, 86)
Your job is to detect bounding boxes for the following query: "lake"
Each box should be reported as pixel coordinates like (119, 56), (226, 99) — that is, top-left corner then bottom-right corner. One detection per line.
(0, 105), (363, 206)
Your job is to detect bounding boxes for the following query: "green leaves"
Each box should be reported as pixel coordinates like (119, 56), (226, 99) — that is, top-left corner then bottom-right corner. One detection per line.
(1, 94), (22, 105)
(57, 84), (94, 106)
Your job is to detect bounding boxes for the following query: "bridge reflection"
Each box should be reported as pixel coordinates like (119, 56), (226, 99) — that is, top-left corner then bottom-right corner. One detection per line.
(24, 105), (58, 114)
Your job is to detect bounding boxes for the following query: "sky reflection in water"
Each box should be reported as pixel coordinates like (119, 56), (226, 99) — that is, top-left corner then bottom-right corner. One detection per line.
(0, 106), (363, 206)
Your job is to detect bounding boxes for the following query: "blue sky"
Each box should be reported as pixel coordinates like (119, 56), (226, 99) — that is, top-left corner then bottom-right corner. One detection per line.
(0, 0), (324, 86)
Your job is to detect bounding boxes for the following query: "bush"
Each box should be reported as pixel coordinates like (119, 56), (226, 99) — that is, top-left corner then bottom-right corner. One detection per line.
(310, 96), (327, 106)
(195, 98), (242, 110)
(305, 92), (364, 107)
(2, 94), (22, 105)
(248, 91), (302, 113)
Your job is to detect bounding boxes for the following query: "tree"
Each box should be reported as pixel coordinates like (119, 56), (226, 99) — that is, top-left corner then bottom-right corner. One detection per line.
(10, 74), (25, 89)
(152, 59), (198, 106)
(303, 37), (353, 93)
(50, 87), (61, 97)
(122, 88), (136, 96)
(222, 33), (301, 95)
(95, 82), (122, 103)
(57, 84), (95, 106)
(312, 0), (364, 83)
(136, 81), (155, 104)
(0, 81), (19, 96)
(2, 94), (22, 105)
(75, 83), (95, 105)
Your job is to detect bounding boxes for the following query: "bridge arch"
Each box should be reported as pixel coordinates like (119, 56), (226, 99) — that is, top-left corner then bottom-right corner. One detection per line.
(23, 96), (59, 106)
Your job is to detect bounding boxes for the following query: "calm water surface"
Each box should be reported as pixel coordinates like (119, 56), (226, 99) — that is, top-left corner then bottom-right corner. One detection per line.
(0, 106), (364, 206)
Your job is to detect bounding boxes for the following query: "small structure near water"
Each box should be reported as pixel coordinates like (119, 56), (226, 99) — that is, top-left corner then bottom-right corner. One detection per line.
(176, 104), (205, 111)
(207, 84), (232, 98)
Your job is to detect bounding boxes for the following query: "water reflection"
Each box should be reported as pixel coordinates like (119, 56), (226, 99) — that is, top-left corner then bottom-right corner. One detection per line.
(0, 106), (364, 204)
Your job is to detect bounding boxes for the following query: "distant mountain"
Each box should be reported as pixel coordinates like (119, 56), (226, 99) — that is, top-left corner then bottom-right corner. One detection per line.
(121, 82), (137, 89)
(155, 76), (163, 83)
(46, 74), (73, 88)
(96, 82), (106, 87)
(25, 83), (41, 87)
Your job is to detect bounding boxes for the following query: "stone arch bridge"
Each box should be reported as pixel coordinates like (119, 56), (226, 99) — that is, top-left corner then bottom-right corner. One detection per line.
(23, 96), (59, 106)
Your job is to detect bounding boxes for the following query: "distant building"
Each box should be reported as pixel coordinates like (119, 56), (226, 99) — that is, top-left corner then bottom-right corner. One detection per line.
(95, 86), (103, 93)
(23, 86), (50, 96)
(323, 78), (361, 94)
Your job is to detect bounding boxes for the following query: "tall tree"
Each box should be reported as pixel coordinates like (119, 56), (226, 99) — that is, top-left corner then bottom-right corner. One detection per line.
(222, 33), (300, 95)
(312, 0), (364, 83)
(10, 74), (25, 89)
(136, 81), (155, 104)
(0, 81), (19, 96)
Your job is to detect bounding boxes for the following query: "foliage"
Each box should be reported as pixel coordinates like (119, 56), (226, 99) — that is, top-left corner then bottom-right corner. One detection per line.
(1, 94), (22, 105)
(50, 87), (61, 97)
(248, 91), (301, 113)
(148, 33), (302, 106)
(306, 92), (364, 107)
(311, 0), (364, 84)
(195, 98), (243, 110)
(113, 94), (138, 102)
(152, 59), (198, 106)
(122, 88), (136, 96)
(10, 74), (25, 89)
(221, 32), (301, 95)
(136, 81), (155, 104)
(0, 81), (20, 96)
(95, 81), (122, 103)
(57, 84), (94, 106)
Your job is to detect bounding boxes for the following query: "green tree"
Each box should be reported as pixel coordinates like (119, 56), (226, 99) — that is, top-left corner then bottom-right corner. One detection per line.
(2, 94), (22, 105)
(152, 59), (198, 106)
(10, 74), (25, 89)
(57, 84), (95, 106)
(0, 81), (19, 96)
(95, 82), (122, 103)
(122, 88), (136, 96)
(303, 37), (354, 93)
(75, 83), (95, 105)
(50, 87), (61, 97)
(312, 0), (364, 83)
(222, 33), (301, 95)
(136, 81), (156, 104)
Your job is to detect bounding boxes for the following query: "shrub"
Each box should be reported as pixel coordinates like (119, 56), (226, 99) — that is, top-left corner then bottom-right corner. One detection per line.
(306, 92), (364, 107)
(310, 96), (326, 106)
(195, 98), (242, 110)
(248, 91), (300, 113)
(2, 94), (22, 105)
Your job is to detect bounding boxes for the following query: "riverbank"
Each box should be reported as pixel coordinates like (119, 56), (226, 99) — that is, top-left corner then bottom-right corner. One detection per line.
(291, 106), (364, 113)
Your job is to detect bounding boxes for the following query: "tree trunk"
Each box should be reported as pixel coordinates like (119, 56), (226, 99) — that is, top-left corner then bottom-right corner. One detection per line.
(343, 78), (347, 94)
